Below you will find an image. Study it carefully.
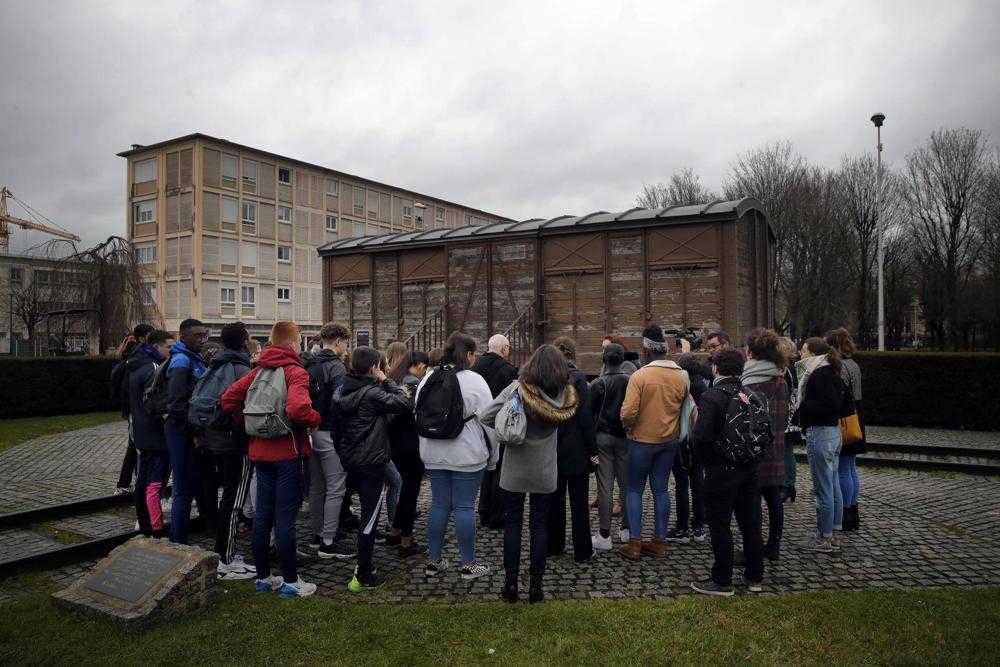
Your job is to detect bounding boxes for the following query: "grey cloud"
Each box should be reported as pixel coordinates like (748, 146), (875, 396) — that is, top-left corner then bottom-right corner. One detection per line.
(1, 0), (998, 253)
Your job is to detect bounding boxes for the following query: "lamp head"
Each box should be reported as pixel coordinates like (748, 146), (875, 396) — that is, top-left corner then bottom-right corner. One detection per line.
(871, 113), (886, 127)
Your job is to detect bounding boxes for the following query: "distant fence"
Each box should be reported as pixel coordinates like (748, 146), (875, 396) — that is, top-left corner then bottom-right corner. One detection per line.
(0, 356), (118, 419)
(856, 352), (1000, 431)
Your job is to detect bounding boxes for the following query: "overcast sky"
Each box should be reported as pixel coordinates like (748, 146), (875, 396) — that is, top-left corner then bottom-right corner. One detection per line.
(2, 0), (998, 252)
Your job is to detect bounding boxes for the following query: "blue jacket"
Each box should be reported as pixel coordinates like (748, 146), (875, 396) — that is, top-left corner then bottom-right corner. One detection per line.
(166, 340), (206, 429)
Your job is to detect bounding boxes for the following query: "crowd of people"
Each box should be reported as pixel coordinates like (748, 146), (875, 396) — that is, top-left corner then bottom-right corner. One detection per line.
(111, 316), (864, 600)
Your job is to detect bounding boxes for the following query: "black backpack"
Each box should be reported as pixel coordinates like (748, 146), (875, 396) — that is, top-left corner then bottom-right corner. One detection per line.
(187, 360), (248, 431)
(142, 361), (171, 417)
(717, 385), (772, 465)
(415, 365), (473, 439)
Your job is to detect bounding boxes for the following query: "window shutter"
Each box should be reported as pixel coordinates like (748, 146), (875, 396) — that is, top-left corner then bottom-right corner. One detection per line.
(203, 149), (221, 188)
(202, 235), (219, 274)
(258, 203), (275, 240)
(202, 279), (220, 316)
(166, 194), (179, 233)
(203, 192), (220, 231)
(258, 162), (275, 199)
(179, 149), (193, 187)
(179, 236), (192, 275)
(179, 192), (194, 231)
(166, 152), (179, 190)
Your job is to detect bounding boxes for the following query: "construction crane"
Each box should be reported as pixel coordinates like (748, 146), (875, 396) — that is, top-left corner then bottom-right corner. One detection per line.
(0, 187), (81, 254)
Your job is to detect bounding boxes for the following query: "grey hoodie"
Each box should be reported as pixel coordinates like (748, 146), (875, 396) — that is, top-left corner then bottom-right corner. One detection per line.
(479, 379), (576, 494)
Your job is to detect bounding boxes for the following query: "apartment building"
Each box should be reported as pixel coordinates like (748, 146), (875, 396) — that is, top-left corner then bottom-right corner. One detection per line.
(119, 133), (511, 337)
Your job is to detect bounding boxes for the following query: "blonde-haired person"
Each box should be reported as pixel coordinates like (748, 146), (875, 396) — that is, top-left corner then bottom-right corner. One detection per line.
(826, 328), (864, 531)
(777, 337), (801, 502)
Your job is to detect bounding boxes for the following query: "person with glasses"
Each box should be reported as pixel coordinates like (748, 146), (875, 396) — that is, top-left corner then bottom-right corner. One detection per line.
(701, 331), (732, 383)
(165, 318), (209, 544)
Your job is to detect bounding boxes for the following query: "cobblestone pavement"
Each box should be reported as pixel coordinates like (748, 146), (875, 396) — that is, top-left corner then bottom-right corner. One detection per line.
(866, 426), (1000, 452)
(2, 421), (998, 605)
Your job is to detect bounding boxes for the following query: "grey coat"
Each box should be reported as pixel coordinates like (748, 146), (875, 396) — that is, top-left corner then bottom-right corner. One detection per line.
(479, 380), (576, 494)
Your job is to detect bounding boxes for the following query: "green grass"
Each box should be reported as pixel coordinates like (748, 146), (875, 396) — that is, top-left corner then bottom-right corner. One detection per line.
(0, 412), (120, 453)
(1, 586), (998, 665)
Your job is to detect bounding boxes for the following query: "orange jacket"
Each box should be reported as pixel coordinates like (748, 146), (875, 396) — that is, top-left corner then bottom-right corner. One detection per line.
(620, 360), (687, 444)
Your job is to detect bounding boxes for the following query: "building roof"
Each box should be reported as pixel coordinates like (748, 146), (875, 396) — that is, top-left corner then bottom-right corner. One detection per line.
(116, 133), (513, 223)
(318, 198), (768, 256)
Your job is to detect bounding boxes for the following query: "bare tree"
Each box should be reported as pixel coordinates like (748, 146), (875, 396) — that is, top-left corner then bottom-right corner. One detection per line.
(10, 280), (47, 341)
(979, 151), (1000, 349)
(637, 168), (718, 208)
(904, 128), (989, 348)
(836, 154), (905, 346)
(723, 141), (807, 331)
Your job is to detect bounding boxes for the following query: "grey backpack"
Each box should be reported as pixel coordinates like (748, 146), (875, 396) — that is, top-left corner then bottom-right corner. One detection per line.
(494, 387), (527, 446)
(243, 367), (291, 439)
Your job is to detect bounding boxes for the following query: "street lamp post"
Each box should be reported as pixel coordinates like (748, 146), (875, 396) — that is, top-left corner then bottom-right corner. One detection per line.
(871, 112), (886, 351)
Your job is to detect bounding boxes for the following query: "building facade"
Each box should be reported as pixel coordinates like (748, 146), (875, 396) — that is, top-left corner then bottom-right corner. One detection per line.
(1, 254), (98, 355)
(119, 134), (511, 337)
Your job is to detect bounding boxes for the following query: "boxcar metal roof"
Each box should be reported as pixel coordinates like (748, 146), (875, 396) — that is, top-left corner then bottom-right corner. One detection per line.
(318, 198), (767, 256)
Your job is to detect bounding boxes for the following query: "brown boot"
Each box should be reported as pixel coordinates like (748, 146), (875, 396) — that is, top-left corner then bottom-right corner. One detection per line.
(612, 502), (623, 517)
(618, 539), (642, 561)
(640, 538), (670, 560)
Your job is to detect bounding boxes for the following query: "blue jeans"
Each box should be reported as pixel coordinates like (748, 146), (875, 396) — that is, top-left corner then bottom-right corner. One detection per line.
(838, 455), (860, 506)
(807, 426), (843, 537)
(385, 460), (402, 526)
(626, 439), (678, 540)
(426, 468), (483, 564)
(253, 459), (303, 582)
(165, 423), (201, 545)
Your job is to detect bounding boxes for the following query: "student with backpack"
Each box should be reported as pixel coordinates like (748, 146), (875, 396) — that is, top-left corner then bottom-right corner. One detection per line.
(331, 346), (412, 591)
(304, 322), (354, 560)
(589, 343), (633, 550)
(190, 322), (255, 580)
(112, 323), (155, 495)
(415, 332), (496, 581)
(164, 319), (209, 545)
(127, 329), (174, 536)
(690, 348), (767, 596)
(221, 321), (321, 598)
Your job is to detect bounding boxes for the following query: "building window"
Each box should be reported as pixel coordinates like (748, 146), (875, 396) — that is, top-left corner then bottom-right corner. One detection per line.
(326, 179), (338, 195)
(278, 167), (291, 185)
(241, 285), (255, 307)
(277, 245), (291, 263)
(367, 191), (378, 218)
(222, 197), (238, 224)
(501, 244), (527, 262)
(142, 282), (157, 306)
(353, 221), (366, 237)
(277, 287), (291, 302)
(222, 154), (238, 184)
(325, 215), (338, 232)
(133, 200), (155, 224)
(278, 206), (292, 224)
(10, 267), (24, 286)
(353, 187), (364, 215)
(464, 214), (472, 225)
(135, 159), (156, 183)
(403, 200), (413, 219)
(241, 201), (256, 233)
(221, 239), (237, 273)
(436, 206), (445, 222)
(242, 160), (257, 188)
(241, 241), (257, 274)
(221, 286), (236, 306)
(135, 244), (157, 264)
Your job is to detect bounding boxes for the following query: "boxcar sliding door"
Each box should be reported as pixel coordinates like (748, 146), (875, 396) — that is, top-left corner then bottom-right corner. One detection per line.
(542, 233), (606, 370)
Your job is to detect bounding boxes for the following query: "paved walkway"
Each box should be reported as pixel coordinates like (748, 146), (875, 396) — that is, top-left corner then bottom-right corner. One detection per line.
(1, 421), (998, 603)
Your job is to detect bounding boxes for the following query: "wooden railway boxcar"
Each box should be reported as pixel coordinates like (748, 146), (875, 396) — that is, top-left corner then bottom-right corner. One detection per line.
(318, 198), (774, 372)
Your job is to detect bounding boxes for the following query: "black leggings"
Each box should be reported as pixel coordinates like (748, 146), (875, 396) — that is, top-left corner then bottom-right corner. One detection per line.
(355, 466), (386, 582)
(757, 484), (784, 546)
(391, 445), (424, 538)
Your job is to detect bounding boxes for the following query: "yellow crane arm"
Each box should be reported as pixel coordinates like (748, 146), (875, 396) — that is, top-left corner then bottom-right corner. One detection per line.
(0, 213), (81, 242)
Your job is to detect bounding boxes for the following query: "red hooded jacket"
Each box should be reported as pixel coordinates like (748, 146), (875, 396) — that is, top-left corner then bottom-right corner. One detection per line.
(221, 345), (319, 462)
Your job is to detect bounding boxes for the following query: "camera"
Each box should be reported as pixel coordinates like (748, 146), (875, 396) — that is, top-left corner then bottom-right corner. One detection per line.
(665, 327), (703, 352)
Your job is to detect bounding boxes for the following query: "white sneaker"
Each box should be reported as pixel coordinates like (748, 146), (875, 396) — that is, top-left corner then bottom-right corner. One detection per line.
(592, 534), (613, 551)
(254, 575), (284, 593)
(460, 562), (491, 580)
(618, 528), (630, 542)
(218, 555), (256, 580)
(280, 577), (317, 598)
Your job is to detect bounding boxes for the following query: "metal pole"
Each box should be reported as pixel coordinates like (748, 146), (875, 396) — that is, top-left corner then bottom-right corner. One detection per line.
(876, 123), (885, 351)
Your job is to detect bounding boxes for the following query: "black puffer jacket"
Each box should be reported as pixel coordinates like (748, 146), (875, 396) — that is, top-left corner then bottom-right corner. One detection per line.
(556, 365), (598, 475)
(388, 373), (421, 460)
(795, 365), (853, 428)
(589, 367), (630, 437)
(304, 349), (348, 431)
(470, 352), (519, 399)
(691, 376), (743, 467)
(127, 346), (167, 451)
(331, 374), (411, 470)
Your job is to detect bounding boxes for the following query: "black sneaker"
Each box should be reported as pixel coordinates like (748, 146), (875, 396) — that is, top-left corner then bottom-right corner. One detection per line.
(665, 528), (691, 543)
(318, 540), (357, 560)
(309, 534), (322, 550)
(742, 575), (763, 592)
(691, 578), (735, 597)
(691, 527), (707, 543)
(398, 542), (427, 559)
(348, 570), (386, 592)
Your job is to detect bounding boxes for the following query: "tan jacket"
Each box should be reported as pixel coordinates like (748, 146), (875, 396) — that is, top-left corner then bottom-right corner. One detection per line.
(620, 360), (688, 444)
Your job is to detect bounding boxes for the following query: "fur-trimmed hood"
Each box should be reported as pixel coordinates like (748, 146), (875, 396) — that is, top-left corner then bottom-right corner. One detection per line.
(518, 379), (578, 424)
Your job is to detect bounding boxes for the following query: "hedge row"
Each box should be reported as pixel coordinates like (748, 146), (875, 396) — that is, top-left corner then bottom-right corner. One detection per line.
(0, 356), (119, 419)
(855, 352), (1000, 431)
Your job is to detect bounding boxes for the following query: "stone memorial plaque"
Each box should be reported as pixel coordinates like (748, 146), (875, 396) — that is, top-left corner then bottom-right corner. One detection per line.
(52, 537), (219, 633)
(82, 547), (184, 604)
